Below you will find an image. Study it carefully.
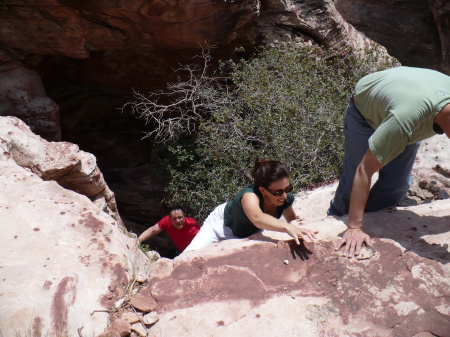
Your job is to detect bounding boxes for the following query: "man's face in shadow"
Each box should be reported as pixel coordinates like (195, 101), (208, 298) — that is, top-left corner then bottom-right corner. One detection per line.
(169, 210), (186, 230)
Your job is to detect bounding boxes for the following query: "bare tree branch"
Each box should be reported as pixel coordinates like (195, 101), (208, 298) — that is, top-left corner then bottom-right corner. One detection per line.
(122, 48), (234, 143)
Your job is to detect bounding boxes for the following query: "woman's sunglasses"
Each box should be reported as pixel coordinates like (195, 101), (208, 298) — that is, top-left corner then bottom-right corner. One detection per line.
(265, 184), (293, 196)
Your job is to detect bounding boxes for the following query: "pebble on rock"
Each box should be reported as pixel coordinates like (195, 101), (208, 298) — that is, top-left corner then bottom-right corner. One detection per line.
(143, 311), (159, 325)
(130, 294), (157, 312)
(354, 246), (377, 261)
(135, 272), (149, 283)
(437, 189), (450, 199)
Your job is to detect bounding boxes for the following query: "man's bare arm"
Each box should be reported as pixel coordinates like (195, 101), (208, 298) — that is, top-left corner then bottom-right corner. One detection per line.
(138, 224), (162, 243)
(336, 149), (383, 257)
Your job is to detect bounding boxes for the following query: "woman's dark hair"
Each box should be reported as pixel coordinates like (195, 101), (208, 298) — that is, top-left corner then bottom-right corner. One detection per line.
(251, 157), (289, 188)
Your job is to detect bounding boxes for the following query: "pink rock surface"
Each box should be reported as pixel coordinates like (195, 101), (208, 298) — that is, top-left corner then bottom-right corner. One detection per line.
(1, 112), (450, 336)
(98, 320), (131, 337)
(141, 200), (450, 336)
(120, 311), (142, 324)
(413, 134), (450, 191)
(0, 116), (122, 226)
(0, 116), (150, 336)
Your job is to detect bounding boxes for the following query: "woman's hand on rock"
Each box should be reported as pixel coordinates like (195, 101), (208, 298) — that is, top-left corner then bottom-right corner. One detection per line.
(287, 223), (318, 244)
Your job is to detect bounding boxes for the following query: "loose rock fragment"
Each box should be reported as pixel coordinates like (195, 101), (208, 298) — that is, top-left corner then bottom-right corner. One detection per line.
(143, 311), (159, 325)
(355, 246), (377, 260)
(146, 250), (161, 261)
(418, 180), (428, 189)
(130, 294), (157, 312)
(437, 189), (450, 199)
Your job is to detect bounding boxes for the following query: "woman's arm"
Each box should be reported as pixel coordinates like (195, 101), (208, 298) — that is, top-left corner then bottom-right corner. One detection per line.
(283, 205), (298, 223)
(283, 205), (305, 228)
(241, 193), (317, 244)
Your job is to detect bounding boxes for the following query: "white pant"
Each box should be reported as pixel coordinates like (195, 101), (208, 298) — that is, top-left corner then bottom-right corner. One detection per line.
(184, 203), (238, 251)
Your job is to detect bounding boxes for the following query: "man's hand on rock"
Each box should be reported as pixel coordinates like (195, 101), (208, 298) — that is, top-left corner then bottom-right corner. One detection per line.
(335, 228), (373, 258)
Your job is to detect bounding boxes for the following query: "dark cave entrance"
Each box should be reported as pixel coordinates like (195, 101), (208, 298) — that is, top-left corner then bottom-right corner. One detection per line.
(44, 81), (179, 258)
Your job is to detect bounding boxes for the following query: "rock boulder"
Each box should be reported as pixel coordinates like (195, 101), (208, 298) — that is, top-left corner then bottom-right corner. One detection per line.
(140, 200), (449, 337)
(0, 116), (151, 336)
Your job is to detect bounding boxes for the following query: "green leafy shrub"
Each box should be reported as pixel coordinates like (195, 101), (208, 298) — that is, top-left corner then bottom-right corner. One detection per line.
(129, 43), (397, 221)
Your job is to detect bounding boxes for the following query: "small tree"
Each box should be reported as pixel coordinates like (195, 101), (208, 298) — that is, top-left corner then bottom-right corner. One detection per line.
(122, 49), (233, 143)
(127, 43), (398, 220)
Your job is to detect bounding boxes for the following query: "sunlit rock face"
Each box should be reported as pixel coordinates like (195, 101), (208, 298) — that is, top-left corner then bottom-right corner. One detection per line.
(0, 116), (151, 337)
(137, 199), (450, 337)
(1, 114), (450, 335)
(139, 140), (450, 335)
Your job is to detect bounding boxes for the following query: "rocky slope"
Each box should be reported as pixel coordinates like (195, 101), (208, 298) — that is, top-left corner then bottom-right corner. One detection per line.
(0, 116), (150, 336)
(1, 1), (450, 333)
(143, 209), (449, 337)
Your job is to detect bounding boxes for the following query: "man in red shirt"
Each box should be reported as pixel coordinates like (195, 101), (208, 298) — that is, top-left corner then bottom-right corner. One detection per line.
(138, 207), (200, 253)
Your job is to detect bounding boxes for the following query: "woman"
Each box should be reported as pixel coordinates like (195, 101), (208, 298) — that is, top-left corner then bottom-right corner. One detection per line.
(185, 158), (318, 251)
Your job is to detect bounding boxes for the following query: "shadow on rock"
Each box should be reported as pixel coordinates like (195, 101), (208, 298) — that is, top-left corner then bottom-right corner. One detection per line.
(289, 240), (313, 261)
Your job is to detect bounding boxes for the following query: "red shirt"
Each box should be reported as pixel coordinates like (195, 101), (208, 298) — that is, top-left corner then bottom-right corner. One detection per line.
(158, 216), (200, 251)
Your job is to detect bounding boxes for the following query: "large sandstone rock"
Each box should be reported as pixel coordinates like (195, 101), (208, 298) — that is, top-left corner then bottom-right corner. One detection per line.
(1, 0), (447, 95)
(0, 116), (151, 336)
(0, 116), (122, 224)
(139, 200), (449, 337)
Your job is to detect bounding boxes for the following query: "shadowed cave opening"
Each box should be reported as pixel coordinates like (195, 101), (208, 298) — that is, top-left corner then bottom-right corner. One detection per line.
(44, 81), (180, 258)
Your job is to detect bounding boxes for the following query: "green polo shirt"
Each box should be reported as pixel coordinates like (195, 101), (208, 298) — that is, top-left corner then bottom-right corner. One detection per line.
(353, 66), (450, 165)
(224, 185), (294, 238)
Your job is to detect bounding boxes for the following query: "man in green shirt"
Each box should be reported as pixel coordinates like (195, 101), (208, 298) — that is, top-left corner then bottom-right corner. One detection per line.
(328, 66), (450, 258)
